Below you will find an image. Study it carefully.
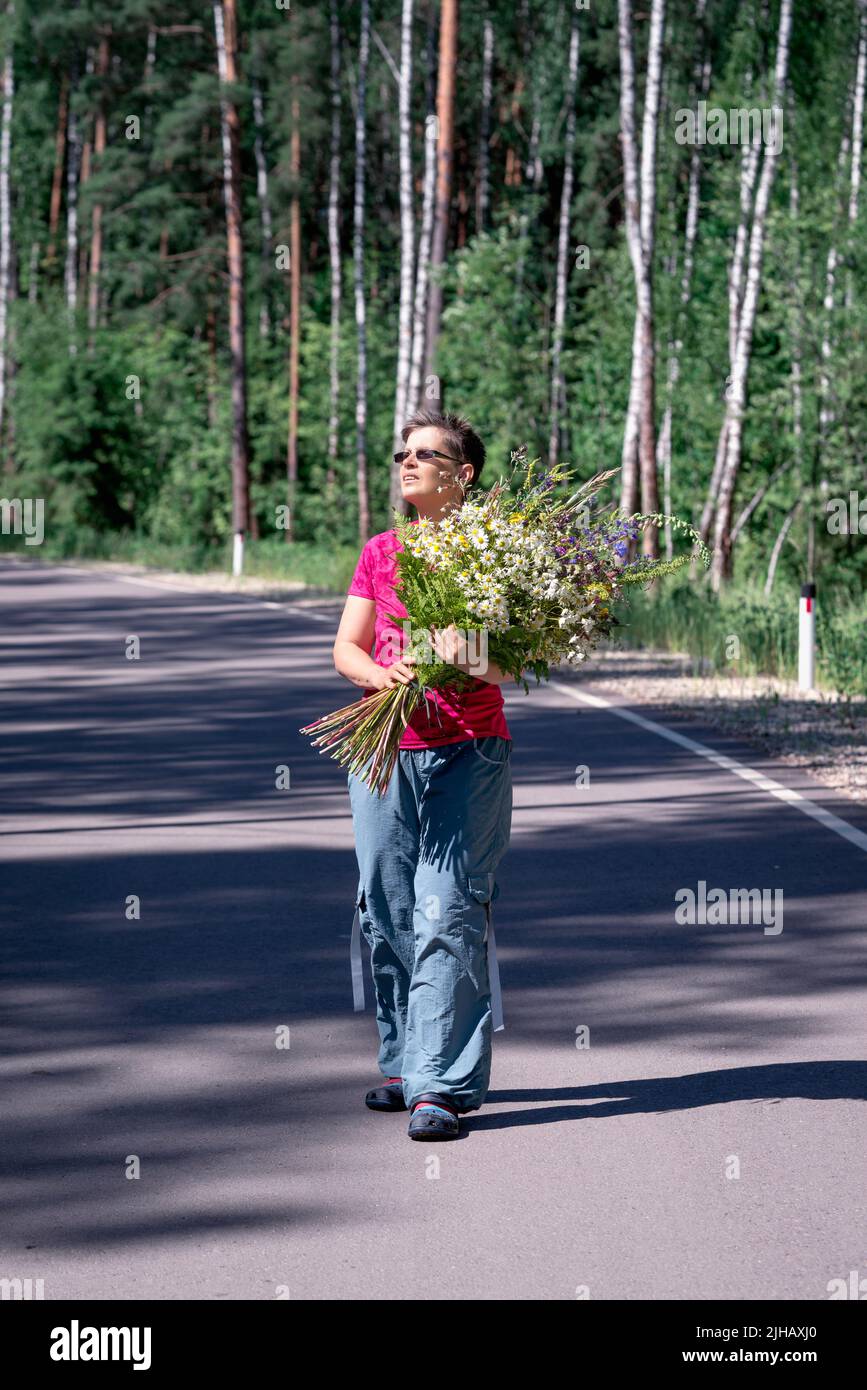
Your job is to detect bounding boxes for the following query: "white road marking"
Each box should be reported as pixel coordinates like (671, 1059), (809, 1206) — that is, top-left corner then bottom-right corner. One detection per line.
(549, 679), (867, 856)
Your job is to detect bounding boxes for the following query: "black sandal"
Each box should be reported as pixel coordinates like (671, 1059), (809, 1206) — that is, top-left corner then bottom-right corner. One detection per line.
(407, 1092), (460, 1140)
(365, 1077), (407, 1112)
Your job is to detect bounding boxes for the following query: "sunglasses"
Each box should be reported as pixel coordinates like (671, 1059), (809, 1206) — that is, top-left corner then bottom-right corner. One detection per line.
(394, 448), (464, 467)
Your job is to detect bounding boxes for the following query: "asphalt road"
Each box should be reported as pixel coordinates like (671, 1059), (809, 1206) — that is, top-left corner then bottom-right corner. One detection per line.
(2, 555), (866, 1301)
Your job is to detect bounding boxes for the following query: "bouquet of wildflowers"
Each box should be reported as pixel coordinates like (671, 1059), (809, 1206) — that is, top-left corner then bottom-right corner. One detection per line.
(301, 448), (709, 793)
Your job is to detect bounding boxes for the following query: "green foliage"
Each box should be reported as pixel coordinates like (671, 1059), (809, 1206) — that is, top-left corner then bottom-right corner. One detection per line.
(615, 572), (867, 696)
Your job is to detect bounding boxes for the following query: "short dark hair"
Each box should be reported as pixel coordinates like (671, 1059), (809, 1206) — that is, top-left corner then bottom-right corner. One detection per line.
(401, 408), (486, 486)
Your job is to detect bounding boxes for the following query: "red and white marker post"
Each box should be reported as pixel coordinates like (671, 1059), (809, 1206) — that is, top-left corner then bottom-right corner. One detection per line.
(798, 583), (816, 691)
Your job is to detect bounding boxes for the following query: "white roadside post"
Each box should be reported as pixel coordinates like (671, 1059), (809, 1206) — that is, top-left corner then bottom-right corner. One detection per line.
(232, 531), (244, 578)
(798, 582), (816, 691)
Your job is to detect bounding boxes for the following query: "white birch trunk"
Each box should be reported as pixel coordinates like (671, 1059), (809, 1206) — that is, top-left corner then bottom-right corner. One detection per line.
(391, 0), (416, 500)
(65, 78), (81, 355)
(547, 9), (580, 468)
(728, 117), (762, 368)
(405, 6), (436, 417)
(658, 2), (710, 559)
(711, 0), (793, 589)
(514, 85), (543, 307)
(326, 0), (342, 480)
(764, 499), (801, 596)
(0, 14), (13, 441)
(406, 93), (437, 420)
(251, 74), (274, 340)
(617, 0), (643, 516)
(818, 119), (851, 445)
(214, 0), (250, 568)
(845, 0), (867, 309)
(477, 8), (494, 232)
(354, 0), (371, 543)
(618, 0), (665, 545)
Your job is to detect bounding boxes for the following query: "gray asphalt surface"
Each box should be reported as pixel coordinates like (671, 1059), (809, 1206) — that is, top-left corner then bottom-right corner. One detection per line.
(2, 555), (866, 1301)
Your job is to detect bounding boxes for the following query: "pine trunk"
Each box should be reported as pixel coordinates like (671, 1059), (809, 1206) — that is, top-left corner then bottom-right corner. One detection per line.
(46, 74), (68, 266)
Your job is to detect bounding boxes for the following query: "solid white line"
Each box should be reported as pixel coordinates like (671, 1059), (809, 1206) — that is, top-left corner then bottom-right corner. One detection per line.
(549, 679), (867, 856)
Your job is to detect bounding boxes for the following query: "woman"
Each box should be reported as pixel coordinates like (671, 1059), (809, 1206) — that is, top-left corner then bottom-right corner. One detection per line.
(333, 409), (515, 1141)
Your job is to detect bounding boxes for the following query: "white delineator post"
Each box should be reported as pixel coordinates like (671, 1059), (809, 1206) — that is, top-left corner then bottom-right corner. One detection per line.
(798, 582), (816, 690)
(232, 531), (244, 578)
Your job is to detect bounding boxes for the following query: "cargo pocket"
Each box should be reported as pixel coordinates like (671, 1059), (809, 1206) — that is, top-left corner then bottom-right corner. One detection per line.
(466, 872), (504, 1032)
(472, 736), (512, 767)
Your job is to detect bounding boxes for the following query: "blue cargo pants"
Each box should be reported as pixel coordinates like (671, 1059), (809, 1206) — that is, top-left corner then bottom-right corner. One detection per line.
(347, 735), (513, 1113)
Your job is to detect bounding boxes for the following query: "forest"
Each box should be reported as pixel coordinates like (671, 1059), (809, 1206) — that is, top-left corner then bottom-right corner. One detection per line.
(0, 0), (865, 690)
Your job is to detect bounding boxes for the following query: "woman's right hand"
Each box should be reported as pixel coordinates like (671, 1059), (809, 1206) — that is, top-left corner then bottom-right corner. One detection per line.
(371, 655), (416, 690)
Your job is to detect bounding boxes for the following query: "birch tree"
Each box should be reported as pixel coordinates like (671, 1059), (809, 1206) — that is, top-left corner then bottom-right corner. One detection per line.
(658, 0), (710, 558)
(547, 7), (580, 469)
(845, 0), (867, 309)
(64, 59), (82, 354)
(354, 0), (371, 543)
(710, 0), (793, 589)
(287, 87), (300, 541)
(405, 2), (437, 424)
(618, 0), (665, 555)
(87, 32), (110, 349)
(422, 0), (458, 412)
(477, 4), (493, 232)
(326, 0), (341, 486)
(0, 5), (13, 444)
(389, 0), (416, 512)
(811, 1), (866, 572)
(214, 0), (251, 576)
(251, 65), (274, 340)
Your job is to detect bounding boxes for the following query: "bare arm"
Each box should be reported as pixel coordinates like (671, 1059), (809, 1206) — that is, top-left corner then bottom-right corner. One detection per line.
(332, 595), (416, 691)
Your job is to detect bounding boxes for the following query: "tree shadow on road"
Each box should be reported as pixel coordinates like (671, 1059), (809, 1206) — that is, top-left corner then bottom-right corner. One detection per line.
(474, 1059), (867, 1130)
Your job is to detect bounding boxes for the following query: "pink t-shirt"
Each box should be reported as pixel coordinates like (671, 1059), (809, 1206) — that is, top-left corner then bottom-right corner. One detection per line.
(347, 528), (511, 749)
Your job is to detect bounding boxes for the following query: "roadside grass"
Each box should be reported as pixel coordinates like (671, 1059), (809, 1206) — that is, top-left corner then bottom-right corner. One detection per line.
(614, 574), (867, 697)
